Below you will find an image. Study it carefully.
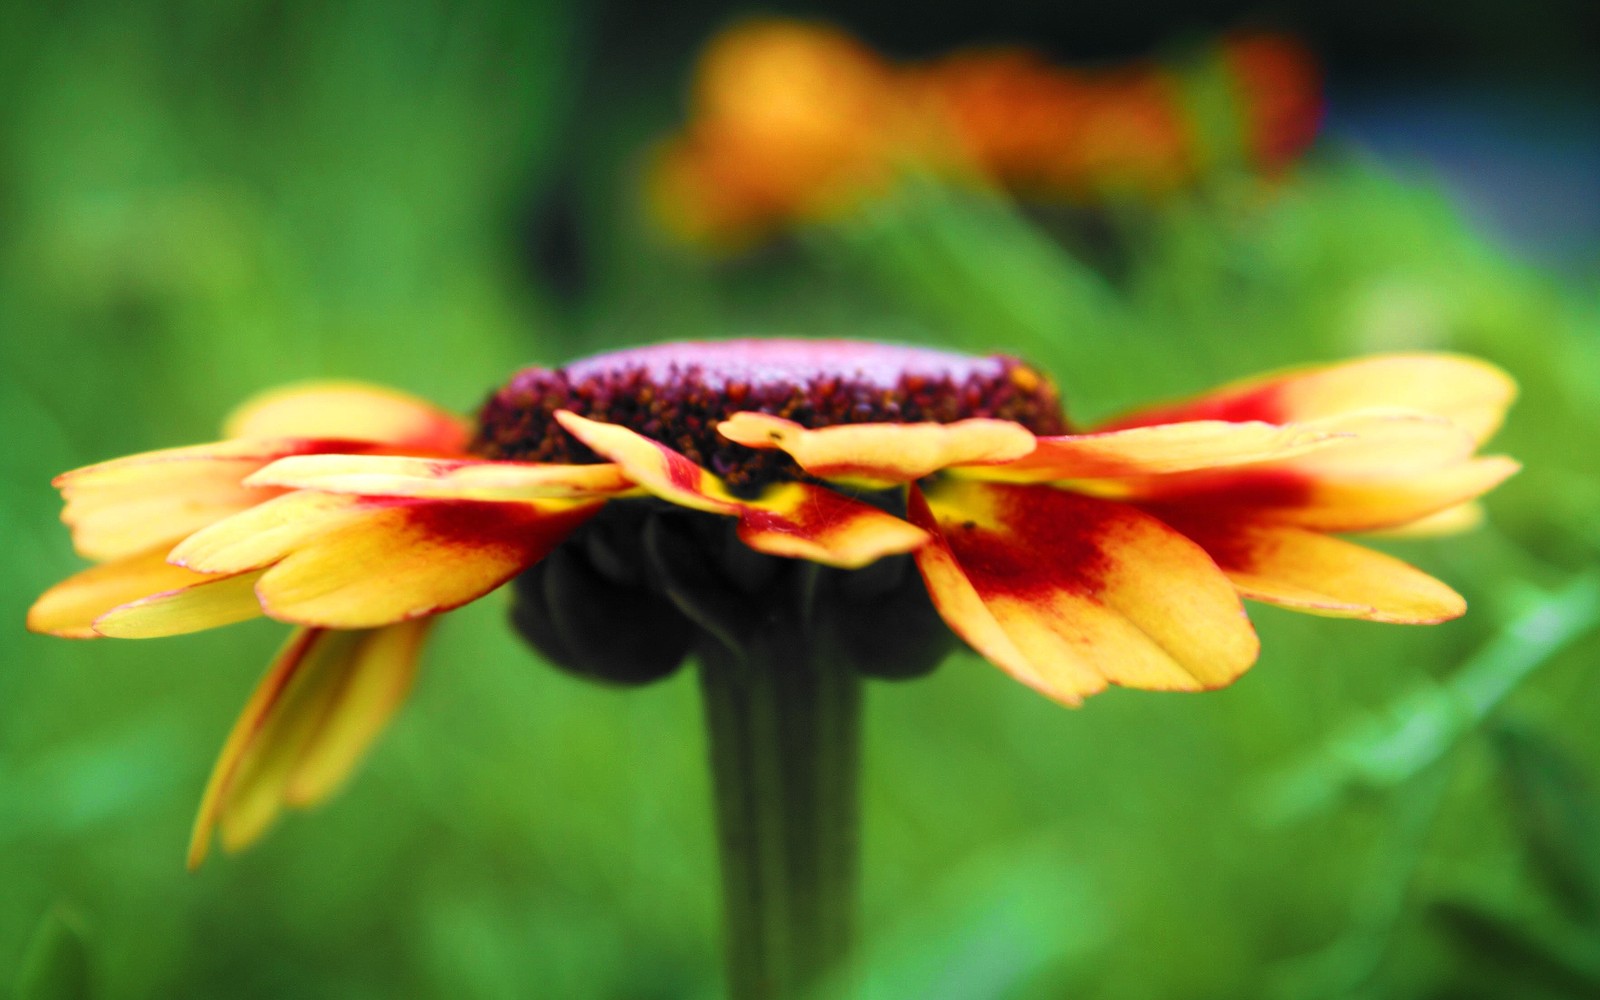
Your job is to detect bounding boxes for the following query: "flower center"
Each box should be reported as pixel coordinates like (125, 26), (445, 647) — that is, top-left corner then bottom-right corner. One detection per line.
(471, 339), (1066, 490)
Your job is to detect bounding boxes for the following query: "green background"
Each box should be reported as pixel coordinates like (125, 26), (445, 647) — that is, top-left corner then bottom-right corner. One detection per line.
(3, 2), (1598, 998)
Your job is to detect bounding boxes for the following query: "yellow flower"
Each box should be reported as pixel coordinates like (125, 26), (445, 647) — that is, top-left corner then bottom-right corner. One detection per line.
(27, 341), (1516, 864)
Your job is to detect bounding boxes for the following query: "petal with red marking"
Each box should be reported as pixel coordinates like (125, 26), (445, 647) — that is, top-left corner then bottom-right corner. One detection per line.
(908, 480), (1259, 704)
(1134, 455), (1519, 533)
(717, 413), (1036, 484)
(1154, 512), (1466, 623)
(188, 620), (430, 867)
(27, 549), (263, 639)
(735, 482), (927, 568)
(1103, 353), (1515, 444)
(555, 411), (740, 514)
(224, 381), (471, 452)
(252, 497), (602, 628)
(246, 454), (637, 501)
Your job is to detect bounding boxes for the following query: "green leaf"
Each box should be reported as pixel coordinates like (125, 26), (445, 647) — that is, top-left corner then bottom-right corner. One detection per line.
(14, 906), (92, 1000)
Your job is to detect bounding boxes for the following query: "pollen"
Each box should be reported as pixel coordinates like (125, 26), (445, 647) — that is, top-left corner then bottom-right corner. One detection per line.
(472, 339), (1067, 491)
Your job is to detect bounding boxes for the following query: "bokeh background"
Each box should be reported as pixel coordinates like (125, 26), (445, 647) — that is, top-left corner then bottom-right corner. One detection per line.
(3, 2), (1598, 997)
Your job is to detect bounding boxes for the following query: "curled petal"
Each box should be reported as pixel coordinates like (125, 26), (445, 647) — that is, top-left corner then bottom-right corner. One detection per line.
(1364, 502), (1484, 538)
(225, 381), (471, 452)
(555, 410), (741, 514)
(734, 482), (928, 568)
(1103, 353), (1515, 444)
(973, 420), (1344, 483)
(1154, 512), (1466, 624)
(717, 412), (1036, 484)
(246, 454), (638, 501)
(908, 480), (1259, 705)
(558, 410), (925, 567)
(188, 621), (429, 868)
(27, 549), (263, 639)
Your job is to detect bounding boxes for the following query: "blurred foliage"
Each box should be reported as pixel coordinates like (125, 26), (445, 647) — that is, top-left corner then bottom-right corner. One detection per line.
(3, 2), (1599, 999)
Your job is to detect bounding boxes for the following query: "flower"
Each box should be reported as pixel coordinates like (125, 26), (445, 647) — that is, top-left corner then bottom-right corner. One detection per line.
(648, 20), (1325, 247)
(28, 341), (1516, 863)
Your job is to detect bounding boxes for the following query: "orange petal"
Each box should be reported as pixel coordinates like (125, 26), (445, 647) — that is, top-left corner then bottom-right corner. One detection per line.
(252, 497), (602, 628)
(187, 621), (430, 867)
(908, 480), (1259, 705)
(27, 549), (262, 639)
(735, 481), (928, 568)
(224, 381), (471, 452)
(245, 453), (638, 501)
(973, 420), (1344, 482)
(1102, 353), (1515, 444)
(1137, 455), (1519, 533)
(717, 412), (1036, 484)
(1155, 512), (1466, 623)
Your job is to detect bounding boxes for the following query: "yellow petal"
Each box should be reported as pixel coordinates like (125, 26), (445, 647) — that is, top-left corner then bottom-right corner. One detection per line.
(1103, 353), (1515, 444)
(187, 621), (430, 867)
(554, 410), (741, 514)
(908, 480), (1259, 705)
(91, 571), (265, 638)
(717, 412), (1036, 484)
(252, 497), (602, 628)
(27, 548), (262, 639)
(224, 381), (471, 452)
(734, 481), (928, 568)
(1363, 501), (1484, 538)
(245, 453), (638, 501)
(973, 419), (1344, 483)
(54, 440), (309, 562)
(169, 492), (375, 576)
(1155, 513), (1466, 623)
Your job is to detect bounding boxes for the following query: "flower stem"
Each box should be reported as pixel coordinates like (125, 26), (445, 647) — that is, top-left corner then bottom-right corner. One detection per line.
(696, 603), (862, 1000)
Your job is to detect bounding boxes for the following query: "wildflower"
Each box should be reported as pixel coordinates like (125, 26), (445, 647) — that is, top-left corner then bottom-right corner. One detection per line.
(649, 20), (1325, 247)
(28, 340), (1515, 868)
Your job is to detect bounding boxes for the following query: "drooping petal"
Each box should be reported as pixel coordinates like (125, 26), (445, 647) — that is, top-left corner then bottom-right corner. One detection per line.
(1133, 455), (1520, 533)
(1152, 511), (1466, 623)
(734, 481), (928, 568)
(1101, 353), (1515, 444)
(245, 453), (638, 501)
(554, 410), (741, 514)
(557, 410), (925, 567)
(717, 412), (1036, 484)
(255, 497), (601, 628)
(187, 620), (430, 867)
(908, 480), (1259, 705)
(972, 419), (1343, 483)
(224, 381), (471, 452)
(26, 549), (263, 639)
(53, 439), (376, 562)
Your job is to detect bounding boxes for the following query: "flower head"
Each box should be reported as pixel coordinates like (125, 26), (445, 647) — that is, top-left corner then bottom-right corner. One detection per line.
(28, 340), (1515, 862)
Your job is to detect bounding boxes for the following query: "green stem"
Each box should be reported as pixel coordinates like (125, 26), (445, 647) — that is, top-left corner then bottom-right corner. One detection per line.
(697, 612), (862, 1000)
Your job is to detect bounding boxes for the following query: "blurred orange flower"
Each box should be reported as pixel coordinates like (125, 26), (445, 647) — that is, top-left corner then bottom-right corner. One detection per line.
(649, 19), (1325, 248)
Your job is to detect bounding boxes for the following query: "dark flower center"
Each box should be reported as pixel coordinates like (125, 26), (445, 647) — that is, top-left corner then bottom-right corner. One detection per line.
(471, 339), (1067, 490)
